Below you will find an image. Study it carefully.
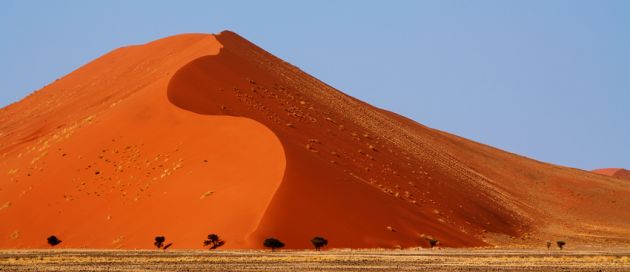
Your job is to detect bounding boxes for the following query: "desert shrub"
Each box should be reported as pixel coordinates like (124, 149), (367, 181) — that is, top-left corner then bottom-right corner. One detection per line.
(429, 239), (439, 248)
(203, 234), (225, 250)
(311, 236), (328, 251)
(154, 236), (166, 249)
(427, 238), (439, 248)
(263, 238), (285, 252)
(546, 241), (552, 249)
(556, 240), (566, 250)
(47, 235), (62, 247)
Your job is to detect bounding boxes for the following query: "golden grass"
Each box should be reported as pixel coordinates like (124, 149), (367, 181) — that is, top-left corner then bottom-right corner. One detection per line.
(1, 249), (629, 271)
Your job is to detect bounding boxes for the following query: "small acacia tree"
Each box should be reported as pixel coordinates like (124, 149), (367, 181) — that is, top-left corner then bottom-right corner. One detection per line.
(311, 236), (328, 251)
(154, 236), (166, 249)
(427, 238), (439, 249)
(154, 236), (173, 250)
(557, 240), (566, 250)
(263, 238), (285, 252)
(203, 234), (225, 250)
(47, 235), (62, 247)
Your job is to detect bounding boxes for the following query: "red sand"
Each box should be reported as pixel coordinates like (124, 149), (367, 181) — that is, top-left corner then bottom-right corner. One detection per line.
(593, 168), (630, 181)
(1, 31), (629, 249)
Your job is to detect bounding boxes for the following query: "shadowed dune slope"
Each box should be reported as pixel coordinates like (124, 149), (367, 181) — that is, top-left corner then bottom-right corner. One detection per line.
(1, 31), (629, 249)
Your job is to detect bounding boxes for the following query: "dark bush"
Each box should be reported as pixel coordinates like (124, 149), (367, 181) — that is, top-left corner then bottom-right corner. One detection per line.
(47, 235), (62, 247)
(154, 236), (166, 249)
(203, 234), (225, 250)
(311, 236), (328, 251)
(427, 238), (439, 248)
(557, 240), (566, 250)
(263, 238), (285, 252)
(546, 241), (552, 249)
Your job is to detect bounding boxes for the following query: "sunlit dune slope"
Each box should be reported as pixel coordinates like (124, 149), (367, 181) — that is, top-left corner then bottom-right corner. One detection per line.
(0, 34), (285, 249)
(1, 31), (629, 249)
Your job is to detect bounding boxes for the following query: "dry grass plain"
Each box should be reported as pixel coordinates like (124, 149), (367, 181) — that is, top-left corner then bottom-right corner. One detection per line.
(1, 248), (629, 272)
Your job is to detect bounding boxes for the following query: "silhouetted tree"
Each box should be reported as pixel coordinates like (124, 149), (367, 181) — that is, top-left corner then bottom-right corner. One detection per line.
(311, 236), (328, 251)
(427, 238), (439, 248)
(546, 241), (552, 249)
(203, 234), (225, 250)
(556, 240), (566, 250)
(47, 235), (62, 247)
(263, 238), (285, 252)
(154, 236), (166, 249)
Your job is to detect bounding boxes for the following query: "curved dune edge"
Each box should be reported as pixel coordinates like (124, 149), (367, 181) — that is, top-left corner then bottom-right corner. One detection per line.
(166, 33), (491, 249)
(166, 56), (289, 249)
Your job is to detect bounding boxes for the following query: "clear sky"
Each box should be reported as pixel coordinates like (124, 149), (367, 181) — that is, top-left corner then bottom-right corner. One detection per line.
(1, 0), (628, 170)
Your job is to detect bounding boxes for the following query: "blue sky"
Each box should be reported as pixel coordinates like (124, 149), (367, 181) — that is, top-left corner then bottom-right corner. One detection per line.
(1, 0), (628, 170)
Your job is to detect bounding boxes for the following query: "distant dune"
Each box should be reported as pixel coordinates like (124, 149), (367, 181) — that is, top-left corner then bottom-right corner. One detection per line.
(1, 31), (629, 249)
(593, 168), (630, 181)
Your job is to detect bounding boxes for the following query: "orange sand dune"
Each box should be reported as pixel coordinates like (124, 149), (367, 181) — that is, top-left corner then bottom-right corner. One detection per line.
(1, 31), (629, 249)
(593, 168), (630, 181)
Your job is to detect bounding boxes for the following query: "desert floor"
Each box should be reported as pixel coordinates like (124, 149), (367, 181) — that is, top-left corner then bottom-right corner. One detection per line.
(1, 248), (629, 271)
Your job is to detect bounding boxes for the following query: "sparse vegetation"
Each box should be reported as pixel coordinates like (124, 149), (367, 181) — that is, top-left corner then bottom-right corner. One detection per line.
(47, 235), (62, 247)
(546, 241), (552, 249)
(203, 234), (225, 250)
(427, 238), (439, 248)
(311, 236), (328, 251)
(557, 240), (566, 250)
(263, 238), (285, 252)
(154, 236), (172, 250)
(154, 236), (165, 249)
